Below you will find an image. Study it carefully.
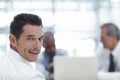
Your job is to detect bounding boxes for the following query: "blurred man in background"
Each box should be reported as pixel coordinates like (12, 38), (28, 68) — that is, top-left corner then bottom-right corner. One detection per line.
(36, 31), (68, 80)
(97, 23), (120, 72)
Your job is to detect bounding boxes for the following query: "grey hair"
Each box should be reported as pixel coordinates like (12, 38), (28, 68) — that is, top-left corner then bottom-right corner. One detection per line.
(101, 23), (120, 40)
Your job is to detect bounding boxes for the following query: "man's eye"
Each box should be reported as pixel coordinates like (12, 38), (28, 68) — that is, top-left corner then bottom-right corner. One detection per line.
(38, 38), (42, 42)
(27, 37), (35, 41)
(39, 36), (44, 42)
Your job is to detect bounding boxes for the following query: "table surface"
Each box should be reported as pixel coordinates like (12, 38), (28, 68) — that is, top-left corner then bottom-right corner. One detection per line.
(98, 72), (120, 80)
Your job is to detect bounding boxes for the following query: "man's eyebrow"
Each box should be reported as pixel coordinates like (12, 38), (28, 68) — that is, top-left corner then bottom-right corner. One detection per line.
(26, 35), (34, 37)
(26, 35), (44, 39)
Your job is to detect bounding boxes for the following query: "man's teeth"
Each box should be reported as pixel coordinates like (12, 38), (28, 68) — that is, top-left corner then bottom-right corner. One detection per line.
(29, 51), (39, 54)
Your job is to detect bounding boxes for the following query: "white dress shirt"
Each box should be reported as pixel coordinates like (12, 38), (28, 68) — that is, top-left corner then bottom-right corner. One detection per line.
(97, 41), (120, 72)
(0, 48), (45, 80)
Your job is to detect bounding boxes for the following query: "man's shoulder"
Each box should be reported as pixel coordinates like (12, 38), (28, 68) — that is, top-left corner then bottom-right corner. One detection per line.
(37, 51), (46, 60)
(56, 48), (67, 52)
(0, 67), (11, 80)
(56, 49), (68, 55)
(0, 53), (12, 79)
(39, 51), (46, 57)
(0, 52), (8, 66)
(96, 47), (110, 57)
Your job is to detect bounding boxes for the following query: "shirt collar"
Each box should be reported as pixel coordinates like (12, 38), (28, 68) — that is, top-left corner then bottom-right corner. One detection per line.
(7, 48), (32, 66)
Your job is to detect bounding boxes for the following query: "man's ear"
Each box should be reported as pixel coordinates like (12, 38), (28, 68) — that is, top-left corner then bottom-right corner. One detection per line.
(9, 34), (17, 47)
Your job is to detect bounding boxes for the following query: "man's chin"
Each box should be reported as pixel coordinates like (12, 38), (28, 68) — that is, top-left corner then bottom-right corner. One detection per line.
(27, 58), (38, 62)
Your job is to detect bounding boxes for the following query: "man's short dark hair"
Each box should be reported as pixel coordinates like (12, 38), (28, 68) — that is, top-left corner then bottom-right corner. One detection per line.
(10, 13), (43, 40)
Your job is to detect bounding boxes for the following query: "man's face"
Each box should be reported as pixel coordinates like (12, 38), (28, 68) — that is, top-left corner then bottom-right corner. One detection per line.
(43, 36), (56, 56)
(101, 27), (113, 50)
(10, 24), (44, 62)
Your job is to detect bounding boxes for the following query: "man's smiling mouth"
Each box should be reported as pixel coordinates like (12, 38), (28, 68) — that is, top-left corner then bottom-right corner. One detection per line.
(29, 50), (40, 55)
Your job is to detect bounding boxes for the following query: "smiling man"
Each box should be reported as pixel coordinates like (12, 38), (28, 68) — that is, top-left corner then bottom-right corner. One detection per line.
(0, 13), (45, 80)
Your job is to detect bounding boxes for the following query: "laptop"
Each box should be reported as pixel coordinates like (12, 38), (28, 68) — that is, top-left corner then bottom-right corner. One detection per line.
(54, 56), (97, 80)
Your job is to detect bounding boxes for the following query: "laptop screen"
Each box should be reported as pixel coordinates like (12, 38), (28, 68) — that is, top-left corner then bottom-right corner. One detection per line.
(54, 56), (97, 80)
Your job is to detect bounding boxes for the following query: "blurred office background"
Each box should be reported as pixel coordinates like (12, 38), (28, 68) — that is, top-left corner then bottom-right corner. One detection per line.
(0, 0), (120, 56)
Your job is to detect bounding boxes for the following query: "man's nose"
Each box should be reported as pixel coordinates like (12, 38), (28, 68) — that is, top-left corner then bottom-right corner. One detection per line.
(34, 39), (41, 48)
